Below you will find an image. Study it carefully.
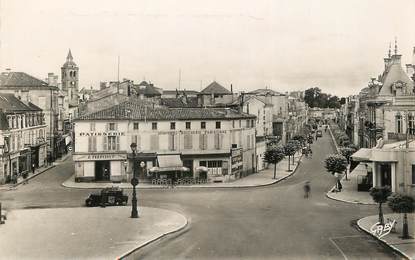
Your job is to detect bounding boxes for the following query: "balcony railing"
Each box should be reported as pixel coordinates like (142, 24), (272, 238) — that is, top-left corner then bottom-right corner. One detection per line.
(387, 132), (407, 141)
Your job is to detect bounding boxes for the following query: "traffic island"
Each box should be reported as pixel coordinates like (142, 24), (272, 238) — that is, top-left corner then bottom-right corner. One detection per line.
(357, 213), (415, 259)
(0, 206), (187, 259)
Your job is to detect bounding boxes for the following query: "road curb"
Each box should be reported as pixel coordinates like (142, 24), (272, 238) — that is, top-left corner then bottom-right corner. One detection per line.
(0, 165), (56, 190)
(62, 155), (303, 190)
(117, 209), (189, 260)
(325, 188), (375, 205)
(356, 217), (411, 260)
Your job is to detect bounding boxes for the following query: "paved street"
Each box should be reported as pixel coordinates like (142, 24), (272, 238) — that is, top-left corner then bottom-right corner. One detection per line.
(0, 131), (399, 259)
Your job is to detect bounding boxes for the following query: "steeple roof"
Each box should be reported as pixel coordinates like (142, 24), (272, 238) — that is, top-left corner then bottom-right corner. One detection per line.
(63, 49), (77, 67)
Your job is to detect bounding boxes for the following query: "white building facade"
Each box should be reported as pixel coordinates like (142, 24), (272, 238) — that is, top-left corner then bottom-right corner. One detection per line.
(73, 101), (256, 183)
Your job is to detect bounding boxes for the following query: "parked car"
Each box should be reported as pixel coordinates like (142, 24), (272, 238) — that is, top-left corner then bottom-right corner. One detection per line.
(85, 187), (128, 207)
(316, 130), (323, 137)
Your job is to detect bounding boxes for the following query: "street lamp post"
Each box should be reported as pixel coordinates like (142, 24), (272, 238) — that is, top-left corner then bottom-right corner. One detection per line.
(130, 143), (139, 218)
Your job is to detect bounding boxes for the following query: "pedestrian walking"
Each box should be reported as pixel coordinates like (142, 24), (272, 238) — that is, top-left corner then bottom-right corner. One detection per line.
(308, 147), (313, 158)
(31, 163), (35, 174)
(337, 180), (342, 192)
(303, 181), (311, 198)
(22, 172), (28, 185)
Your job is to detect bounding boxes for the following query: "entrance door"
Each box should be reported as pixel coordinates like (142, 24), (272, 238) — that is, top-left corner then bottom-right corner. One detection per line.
(380, 164), (391, 187)
(95, 161), (111, 181)
(183, 160), (193, 177)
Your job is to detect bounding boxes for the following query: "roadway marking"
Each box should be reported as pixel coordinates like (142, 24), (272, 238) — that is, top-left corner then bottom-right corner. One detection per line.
(329, 237), (349, 260)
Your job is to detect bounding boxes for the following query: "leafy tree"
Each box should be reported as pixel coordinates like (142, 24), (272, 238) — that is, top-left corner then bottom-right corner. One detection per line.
(291, 135), (306, 146)
(288, 140), (301, 164)
(339, 146), (357, 180)
(284, 143), (297, 172)
(304, 87), (343, 109)
(324, 154), (348, 175)
(388, 193), (415, 239)
(370, 186), (392, 226)
(264, 146), (286, 179)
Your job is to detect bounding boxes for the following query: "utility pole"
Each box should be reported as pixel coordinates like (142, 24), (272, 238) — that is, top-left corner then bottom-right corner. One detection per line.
(117, 55), (120, 94)
(178, 69), (181, 91)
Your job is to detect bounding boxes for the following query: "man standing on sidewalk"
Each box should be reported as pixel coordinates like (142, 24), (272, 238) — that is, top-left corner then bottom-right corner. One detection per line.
(22, 172), (28, 184)
(31, 163), (35, 175)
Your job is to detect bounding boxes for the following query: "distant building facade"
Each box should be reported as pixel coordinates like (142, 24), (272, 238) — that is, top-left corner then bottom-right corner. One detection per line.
(73, 101), (256, 183)
(0, 71), (60, 160)
(0, 94), (47, 184)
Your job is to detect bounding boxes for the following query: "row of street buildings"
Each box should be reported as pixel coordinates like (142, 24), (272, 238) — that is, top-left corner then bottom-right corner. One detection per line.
(0, 50), (309, 184)
(74, 81), (308, 183)
(339, 41), (415, 196)
(0, 51), (78, 183)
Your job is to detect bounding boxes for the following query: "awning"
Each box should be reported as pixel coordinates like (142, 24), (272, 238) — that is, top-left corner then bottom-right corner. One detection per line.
(157, 154), (183, 168)
(351, 148), (372, 162)
(149, 166), (189, 173)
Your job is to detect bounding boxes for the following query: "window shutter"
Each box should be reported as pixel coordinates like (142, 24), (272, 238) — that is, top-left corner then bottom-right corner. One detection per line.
(214, 133), (219, 150)
(93, 136), (97, 151)
(137, 135), (141, 150)
(116, 136), (120, 151)
(168, 134), (173, 151)
(103, 136), (107, 150)
(219, 134), (223, 150)
(105, 123), (109, 131)
(88, 136), (91, 152)
(115, 123), (118, 131)
(203, 134), (208, 150)
(199, 134), (203, 150)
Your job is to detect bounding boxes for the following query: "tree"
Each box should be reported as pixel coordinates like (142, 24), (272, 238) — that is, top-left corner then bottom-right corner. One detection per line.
(324, 154), (348, 191)
(339, 146), (357, 180)
(388, 193), (415, 239)
(324, 154), (348, 175)
(264, 146), (286, 179)
(284, 143), (297, 172)
(370, 186), (392, 226)
(291, 135), (306, 146)
(288, 140), (301, 164)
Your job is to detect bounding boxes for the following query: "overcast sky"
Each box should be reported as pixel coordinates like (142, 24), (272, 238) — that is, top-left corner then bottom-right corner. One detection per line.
(1, 0), (414, 96)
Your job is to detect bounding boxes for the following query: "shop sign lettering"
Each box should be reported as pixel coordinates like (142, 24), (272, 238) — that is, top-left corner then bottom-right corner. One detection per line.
(158, 130), (227, 135)
(78, 132), (125, 137)
(370, 219), (396, 239)
(73, 153), (127, 161)
(230, 148), (243, 173)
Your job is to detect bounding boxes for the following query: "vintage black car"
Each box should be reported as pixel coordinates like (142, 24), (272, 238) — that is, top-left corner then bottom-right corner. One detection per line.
(85, 187), (128, 207)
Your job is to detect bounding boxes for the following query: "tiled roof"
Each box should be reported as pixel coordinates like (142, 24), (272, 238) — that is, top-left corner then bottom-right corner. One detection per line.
(0, 72), (49, 88)
(162, 90), (200, 95)
(379, 60), (414, 95)
(134, 84), (162, 96)
(161, 97), (199, 108)
(246, 96), (273, 106)
(0, 94), (40, 112)
(248, 89), (284, 96)
(78, 100), (255, 121)
(200, 81), (231, 95)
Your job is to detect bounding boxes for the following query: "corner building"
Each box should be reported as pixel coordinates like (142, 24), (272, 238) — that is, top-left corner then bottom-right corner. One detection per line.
(73, 101), (256, 183)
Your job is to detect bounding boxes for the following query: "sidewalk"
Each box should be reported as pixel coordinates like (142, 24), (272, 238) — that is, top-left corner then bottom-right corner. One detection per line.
(326, 163), (375, 205)
(0, 153), (72, 191)
(0, 206), (187, 259)
(358, 213), (415, 259)
(63, 152), (303, 189)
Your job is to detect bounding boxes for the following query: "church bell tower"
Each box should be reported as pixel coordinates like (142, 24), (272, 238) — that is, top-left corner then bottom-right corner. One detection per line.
(61, 49), (79, 106)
